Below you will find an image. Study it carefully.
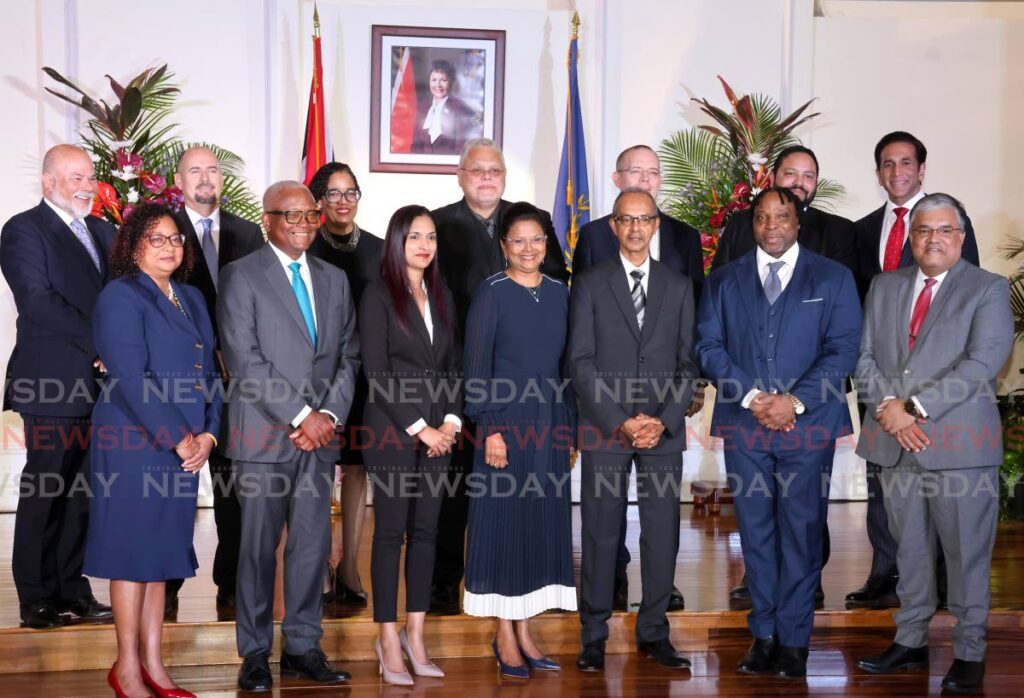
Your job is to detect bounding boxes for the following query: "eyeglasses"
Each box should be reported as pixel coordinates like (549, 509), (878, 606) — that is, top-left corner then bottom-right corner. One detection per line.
(504, 235), (547, 249)
(146, 233), (186, 248)
(460, 167), (506, 180)
(617, 167), (661, 179)
(324, 188), (361, 204)
(911, 225), (962, 238)
(612, 214), (658, 226)
(266, 209), (321, 224)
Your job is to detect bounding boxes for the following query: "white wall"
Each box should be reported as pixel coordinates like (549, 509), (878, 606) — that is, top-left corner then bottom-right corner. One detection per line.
(1, 0), (1022, 508)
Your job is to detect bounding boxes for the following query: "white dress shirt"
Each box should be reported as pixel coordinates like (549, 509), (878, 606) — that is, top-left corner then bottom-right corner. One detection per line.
(877, 190), (925, 269)
(184, 205), (221, 252)
(43, 197), (82, 233)
(620, 252), (651, 296)
(422, 97), (449, 143)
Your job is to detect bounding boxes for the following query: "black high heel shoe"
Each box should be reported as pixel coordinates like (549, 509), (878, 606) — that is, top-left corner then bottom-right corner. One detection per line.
(334, 565), (368, 606)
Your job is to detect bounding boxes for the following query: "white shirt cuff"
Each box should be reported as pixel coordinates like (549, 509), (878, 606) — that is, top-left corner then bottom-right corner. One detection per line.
(321, 410), (340, 426)
(292, 405), (313, 428)
(910, 396), (928, 418)
(406, 418), (428, 436)
(444, 414), (463, 430)
(741, 389), (762, 409)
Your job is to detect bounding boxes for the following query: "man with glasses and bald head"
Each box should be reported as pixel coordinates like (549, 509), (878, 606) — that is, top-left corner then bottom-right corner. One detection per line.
(428, 137), (569, 614)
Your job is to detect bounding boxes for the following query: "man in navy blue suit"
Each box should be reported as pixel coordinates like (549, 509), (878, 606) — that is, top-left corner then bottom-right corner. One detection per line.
(695, 187), (861, 679)
(572, 144), (702, 612)
(1, 144), (116, 629)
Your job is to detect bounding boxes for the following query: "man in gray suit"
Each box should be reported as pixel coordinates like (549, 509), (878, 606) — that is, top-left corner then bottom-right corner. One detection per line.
(218, 181), (359, 692)
(854, 194), (1012, 694)
(570, 187), (700, 672)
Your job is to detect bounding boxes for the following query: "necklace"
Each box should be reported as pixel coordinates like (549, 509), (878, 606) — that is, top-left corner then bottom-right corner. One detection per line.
(525, 282), (541, 303)
(167, 284), (189, 318)
(319, 222), (360, 252)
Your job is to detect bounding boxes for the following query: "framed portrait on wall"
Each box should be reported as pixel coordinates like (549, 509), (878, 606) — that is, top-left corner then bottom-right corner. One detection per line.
(370, 25), (505, 174)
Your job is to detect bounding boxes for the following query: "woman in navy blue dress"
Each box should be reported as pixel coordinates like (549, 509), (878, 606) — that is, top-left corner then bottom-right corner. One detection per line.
(462, 202), (576, 678)
(85, 203), (221, 698)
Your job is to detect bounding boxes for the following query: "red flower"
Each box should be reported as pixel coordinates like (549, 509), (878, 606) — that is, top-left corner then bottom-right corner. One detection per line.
(91, 182), (122, 223)
(731, 181), (751, 201)
(115, 149), (143, 171)
(140, 172), (166, 194)
(708, 209), (726, 229)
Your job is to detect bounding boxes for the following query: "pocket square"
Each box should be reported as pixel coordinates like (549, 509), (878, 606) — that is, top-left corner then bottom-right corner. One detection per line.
(802, 298), (824, 303)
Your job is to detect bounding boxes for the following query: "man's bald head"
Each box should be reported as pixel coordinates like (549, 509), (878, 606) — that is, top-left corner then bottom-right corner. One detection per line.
(41, 144), (96, 218)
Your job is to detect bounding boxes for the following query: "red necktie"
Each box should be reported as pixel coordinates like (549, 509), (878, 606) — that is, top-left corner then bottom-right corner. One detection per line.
(908, 278), (936, 350)
(882, 206), (908, 272)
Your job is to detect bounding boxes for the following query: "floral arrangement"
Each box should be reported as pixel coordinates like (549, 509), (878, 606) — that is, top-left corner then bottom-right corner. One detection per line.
(659, 76), (844, 273)
(44, 64), (261, 224)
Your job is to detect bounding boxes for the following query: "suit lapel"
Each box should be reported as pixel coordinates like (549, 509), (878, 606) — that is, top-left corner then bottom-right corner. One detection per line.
(656, 213), (679, 270)
(909, 259), (965, 357)
(41, 204), (103, 289)
(896, 269), (917, 363)
(640, 262), (667, 344)
(136, 274), (201, 341)
(779, 248), (813, 318)
(734, 252), (762, 334)
(261, 247), (316, 349)
(309, 257), (331, 356)
(866, 205), (885, 276)
(607, 264), (641, 342)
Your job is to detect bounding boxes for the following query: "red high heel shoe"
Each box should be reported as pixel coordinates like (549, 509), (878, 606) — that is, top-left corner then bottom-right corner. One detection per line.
(107, 666), (128, 698)
(140, 665), (196, 698)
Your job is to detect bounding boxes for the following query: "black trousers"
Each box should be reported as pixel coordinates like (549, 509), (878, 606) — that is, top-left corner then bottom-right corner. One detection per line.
(431, 429), (474, 590)
(580, 451), (681, 646)
(13, 415), (93, 606)
(167, 452), (239, 596)
(368, 450), (447, 623)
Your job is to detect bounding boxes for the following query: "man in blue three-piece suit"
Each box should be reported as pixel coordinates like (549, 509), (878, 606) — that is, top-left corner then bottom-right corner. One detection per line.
(695, 187), (861, 679)
(0, 145), (116, 629)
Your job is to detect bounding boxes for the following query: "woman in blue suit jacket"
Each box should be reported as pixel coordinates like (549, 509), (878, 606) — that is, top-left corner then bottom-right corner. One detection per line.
(85, 203), (221, 698)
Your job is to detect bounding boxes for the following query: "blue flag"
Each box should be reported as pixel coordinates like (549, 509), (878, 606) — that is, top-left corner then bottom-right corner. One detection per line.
(552, 18), (590, 272)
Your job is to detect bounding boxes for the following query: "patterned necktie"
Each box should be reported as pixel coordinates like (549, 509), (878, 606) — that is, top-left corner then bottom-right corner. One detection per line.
(70, 219), (101, 271)
(288, 261), (317, 348)
(484, 219), (495, 239)
(200, 218), (218, 289)
(882, 206), (909, 272)
(630, 269), (646, 328)
(908, 278), (936, 350)
(763, 260), (784, 305)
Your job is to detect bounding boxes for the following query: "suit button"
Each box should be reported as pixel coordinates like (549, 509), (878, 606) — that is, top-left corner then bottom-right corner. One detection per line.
(904, 369), (912, 375)
(194, 383), (203, 391)
(195, 343), (203, 349)
(194, 363), (202, 370)
(768, 334), (774, 338)
(639, 356), (647, 364)
(770, 311), (776, 317)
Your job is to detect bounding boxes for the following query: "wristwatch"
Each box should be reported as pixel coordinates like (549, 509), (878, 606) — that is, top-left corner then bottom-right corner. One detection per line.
(786, 393), (805, 415)
(904, 399), (923, 419)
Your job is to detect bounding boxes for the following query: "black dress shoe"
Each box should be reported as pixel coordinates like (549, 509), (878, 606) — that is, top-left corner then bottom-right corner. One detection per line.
(729, 581), (752, 610)
(814, 584), (824, 609)
(857, 642), (929, 674)
(334, 581), (368, 607)
(19, 600), (66, 629)
(576, 642), (605, 672)
(216, 589), (236, 609)
(637, 639), (692, 669)
(845, 575), (899, 608)
(613, 581), (629, 611)
(737, 635), (777, 674)
(667, 586), (685, 612)
(238, 655), (272, 692)
(57, 594), (113, 621)
(772, 645), (808, 679)
(280, 648), (350, 684)
(428, 584), (460, 615)
(941, 659), (984, 693)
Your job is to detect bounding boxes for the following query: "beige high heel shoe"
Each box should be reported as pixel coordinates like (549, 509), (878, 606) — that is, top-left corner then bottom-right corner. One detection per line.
(375, 636), (414, 686)
(399, 627), (445, 678)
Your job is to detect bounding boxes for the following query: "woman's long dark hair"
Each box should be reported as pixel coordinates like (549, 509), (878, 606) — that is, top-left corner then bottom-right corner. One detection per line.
(380, 205), (451, 336)
(110, 202), (194, 281)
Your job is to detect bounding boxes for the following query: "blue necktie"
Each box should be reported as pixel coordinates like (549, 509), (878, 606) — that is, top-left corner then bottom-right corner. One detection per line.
(70, 219), (101, 271)
(200, 218), (218, 290)
(764, 260), (784, 305)
(288, 261), (317, 348)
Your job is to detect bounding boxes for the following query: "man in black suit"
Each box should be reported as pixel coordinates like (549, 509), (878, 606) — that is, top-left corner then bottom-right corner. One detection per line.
(847, 131), (980, 609)
(1, 144), (115, 628)
(717, 145), (854, 609)
(164, 146), (264, 614)
(429, 137), (569, 613)
(571, 187), (699, 672)
(712, 145), (857, 274)
(573, 144), (699, 613)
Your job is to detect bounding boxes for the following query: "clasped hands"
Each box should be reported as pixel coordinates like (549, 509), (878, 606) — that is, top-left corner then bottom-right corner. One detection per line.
(621, 413), (666, 450)
(750, 392), (796, 432)
(174, 432), (215, 473)
(876, 398), (930, 453)
(418, 422), (459, 458)
(289, 411), (338, 452)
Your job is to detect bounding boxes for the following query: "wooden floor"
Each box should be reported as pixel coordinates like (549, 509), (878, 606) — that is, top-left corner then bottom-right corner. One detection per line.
(2, 502), (1024, 694)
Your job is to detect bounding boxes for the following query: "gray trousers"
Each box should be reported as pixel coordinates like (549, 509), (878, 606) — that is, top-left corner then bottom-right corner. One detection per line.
(881, 456), (999, 661)
(235, 452), (334, 657)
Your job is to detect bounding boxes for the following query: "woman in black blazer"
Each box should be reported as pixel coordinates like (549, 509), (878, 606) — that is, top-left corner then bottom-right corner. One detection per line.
(361, 205), (461, 685)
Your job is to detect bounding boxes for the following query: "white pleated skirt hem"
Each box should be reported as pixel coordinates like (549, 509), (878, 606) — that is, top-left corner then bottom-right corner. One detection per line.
(463, 583), (578, 620)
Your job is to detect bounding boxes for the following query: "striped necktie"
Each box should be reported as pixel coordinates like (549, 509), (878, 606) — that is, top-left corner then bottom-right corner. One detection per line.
(630, 269), (646, 327)
(70, 219), (101, 271)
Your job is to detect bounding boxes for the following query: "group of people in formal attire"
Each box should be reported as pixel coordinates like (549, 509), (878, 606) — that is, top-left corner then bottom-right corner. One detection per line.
(0, 127), (1009, 696)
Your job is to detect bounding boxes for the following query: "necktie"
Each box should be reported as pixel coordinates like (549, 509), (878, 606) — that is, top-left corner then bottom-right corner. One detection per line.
(200, 218), (218, 290)
(882, 206), (908, 272)
(484, 219), (495, 239)
(288, 261), (317, 348)
(630, 269), (646, 327)
(70, 219), (101, 272)
(763, 260), (784, 305)
(908, 278), (936, 350)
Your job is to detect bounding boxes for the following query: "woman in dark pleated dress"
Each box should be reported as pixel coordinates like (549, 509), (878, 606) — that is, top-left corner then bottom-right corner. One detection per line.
(308, 162), (383, 605)
(462, 202), (576, 678)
